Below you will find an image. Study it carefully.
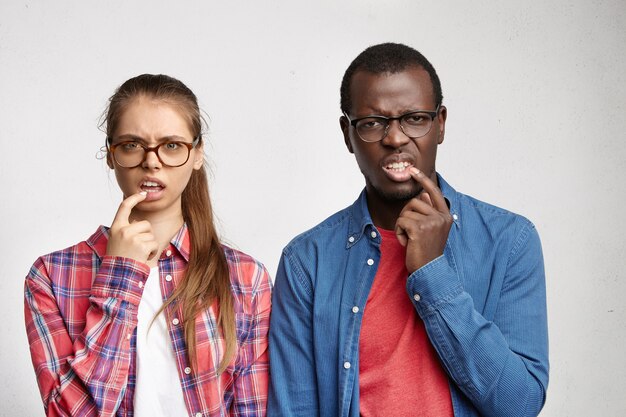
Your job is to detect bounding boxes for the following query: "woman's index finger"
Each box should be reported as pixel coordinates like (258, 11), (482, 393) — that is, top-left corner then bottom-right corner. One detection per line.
(112, 192), (147, 227)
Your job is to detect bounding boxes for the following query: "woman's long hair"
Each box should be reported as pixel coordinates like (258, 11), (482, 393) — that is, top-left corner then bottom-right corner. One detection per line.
(102, 74), (234, 374)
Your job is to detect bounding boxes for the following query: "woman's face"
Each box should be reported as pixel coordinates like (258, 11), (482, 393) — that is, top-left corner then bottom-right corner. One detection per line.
(108, 96), (204, 218)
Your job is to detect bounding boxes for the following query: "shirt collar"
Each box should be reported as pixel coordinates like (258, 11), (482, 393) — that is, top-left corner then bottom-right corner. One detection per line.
(86, 223), (191, 262)
(346, 172), (460, 248)
(436, 173), (461, 228)
(346, 190), (377, 248)
(169, 223), (191, 261)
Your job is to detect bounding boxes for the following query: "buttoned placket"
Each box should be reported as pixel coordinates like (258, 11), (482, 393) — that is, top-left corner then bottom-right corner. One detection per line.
(157, 245), (200, 417)
(341, 225), (381, 388)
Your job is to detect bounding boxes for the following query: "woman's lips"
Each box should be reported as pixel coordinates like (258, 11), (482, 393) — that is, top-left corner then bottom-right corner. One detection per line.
(139, 180), (164, 201)
(140, 180), (164, 191)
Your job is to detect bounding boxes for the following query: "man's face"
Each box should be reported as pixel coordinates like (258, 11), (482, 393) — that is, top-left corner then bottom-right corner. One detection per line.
(340, 66), (446, 203)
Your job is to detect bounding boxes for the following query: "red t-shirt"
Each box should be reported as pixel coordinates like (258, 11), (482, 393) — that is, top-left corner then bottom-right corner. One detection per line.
(359, 228), (453, 416)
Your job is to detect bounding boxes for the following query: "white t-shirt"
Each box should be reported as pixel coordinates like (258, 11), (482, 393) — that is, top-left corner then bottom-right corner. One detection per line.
(133, 267), (188, 416)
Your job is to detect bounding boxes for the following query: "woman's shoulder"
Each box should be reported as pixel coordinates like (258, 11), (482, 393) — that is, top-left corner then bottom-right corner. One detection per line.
(27, 226), (107, 284)
(222, 244), (271, 295)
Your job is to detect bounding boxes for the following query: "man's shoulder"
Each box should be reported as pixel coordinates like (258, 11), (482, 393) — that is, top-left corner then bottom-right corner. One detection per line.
(283, 205), (353, 253)
(457, 190), (533, 225)
(452, 189), (538, 247)
(441, 175), (532, 225)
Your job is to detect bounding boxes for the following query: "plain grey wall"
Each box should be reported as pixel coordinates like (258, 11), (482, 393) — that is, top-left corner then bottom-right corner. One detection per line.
(1, 1), (625, 416)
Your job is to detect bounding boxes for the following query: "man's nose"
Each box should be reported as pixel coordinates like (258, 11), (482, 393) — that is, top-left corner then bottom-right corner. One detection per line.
(381, 120), (410, 148)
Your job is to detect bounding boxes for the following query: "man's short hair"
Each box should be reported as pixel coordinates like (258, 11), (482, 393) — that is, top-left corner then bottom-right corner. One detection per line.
(340, 43), (443, 114)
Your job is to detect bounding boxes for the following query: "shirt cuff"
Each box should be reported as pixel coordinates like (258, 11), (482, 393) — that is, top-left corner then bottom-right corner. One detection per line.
(406, 252), (463, 315)
(91, 256), (150, 306)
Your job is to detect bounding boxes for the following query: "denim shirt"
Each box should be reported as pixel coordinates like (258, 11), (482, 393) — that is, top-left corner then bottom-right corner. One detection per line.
(268, 175), (549, 417)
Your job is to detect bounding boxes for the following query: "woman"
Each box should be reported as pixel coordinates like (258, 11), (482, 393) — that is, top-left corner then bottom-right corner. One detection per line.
(24, 74), (271, 417)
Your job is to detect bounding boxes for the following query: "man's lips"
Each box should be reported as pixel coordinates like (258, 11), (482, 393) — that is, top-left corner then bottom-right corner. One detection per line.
(381, 155), (415, 182)
(384, 161), (412, 172)
(381, 153), (415, 168)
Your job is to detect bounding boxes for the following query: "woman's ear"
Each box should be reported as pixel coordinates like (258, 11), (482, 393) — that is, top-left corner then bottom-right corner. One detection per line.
(193, 144), (204, 170)
(106, 152), (114, 169)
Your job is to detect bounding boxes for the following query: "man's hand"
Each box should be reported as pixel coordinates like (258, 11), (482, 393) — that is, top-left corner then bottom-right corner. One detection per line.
(395, 168), (453, 274)
(106, 192), (159, 264)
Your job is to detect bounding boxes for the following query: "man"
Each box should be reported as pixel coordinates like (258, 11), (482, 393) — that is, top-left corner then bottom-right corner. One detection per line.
(268, 43), (549, 417)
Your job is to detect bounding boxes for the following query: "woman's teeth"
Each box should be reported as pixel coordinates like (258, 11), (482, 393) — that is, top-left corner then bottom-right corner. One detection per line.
(141, 181), (162, 192)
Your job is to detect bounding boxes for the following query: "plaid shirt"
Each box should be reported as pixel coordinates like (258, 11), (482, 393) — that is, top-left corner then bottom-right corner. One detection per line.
(25, 225), (271, 417)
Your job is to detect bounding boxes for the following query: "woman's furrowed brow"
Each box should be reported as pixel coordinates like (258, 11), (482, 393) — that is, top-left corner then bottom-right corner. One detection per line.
(114, 134), (188, 143)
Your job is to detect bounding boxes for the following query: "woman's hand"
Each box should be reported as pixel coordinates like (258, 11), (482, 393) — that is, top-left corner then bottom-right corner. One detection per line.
(106, 192), (159, 264)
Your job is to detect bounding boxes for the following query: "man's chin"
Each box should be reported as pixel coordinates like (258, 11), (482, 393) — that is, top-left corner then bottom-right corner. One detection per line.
(373, 185), (421, 203)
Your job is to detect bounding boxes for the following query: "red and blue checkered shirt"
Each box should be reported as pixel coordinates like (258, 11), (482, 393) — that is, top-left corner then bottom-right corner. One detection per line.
(25, 224), (271, 417)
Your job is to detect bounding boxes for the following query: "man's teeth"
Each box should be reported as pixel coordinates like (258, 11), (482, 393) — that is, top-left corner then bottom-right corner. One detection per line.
(386, 162), (411, 171)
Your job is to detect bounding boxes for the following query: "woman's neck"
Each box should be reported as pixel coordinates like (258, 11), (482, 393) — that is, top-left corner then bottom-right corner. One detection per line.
(129, 207), (184, 267)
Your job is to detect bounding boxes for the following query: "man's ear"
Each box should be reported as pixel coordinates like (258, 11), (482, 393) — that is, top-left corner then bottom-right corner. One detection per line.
(340, 115), (354, 154)
(193, 144), (204, 170)
(437, 105), (447, 145)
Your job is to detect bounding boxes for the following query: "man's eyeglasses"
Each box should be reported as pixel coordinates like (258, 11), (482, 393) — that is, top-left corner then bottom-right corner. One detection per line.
(106, 136), (200, 168)
(344, 106), (440, 143)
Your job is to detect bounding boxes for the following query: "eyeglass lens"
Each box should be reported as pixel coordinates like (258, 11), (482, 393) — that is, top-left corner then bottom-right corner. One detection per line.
(356, 112), (434, 142)
(113, 142), (191, 167)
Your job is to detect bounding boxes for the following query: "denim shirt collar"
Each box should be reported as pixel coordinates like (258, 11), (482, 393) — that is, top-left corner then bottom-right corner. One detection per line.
(346, 189), (375, 249)
(346, 173), (461, 249)
(437, 174), (462, 228)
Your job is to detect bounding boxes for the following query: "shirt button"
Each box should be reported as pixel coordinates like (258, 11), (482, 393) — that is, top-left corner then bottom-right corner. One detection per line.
(172, 318), (180, 325)
(138, 281), (144, 288)
(352, 306), (359, 314)
(343, 361), (351, 369)
(127, 333), (132, 340)
(348, 236), (355, 243)
(367, 259), (374, 266)
(195, 413), (202, 417)
(452, 214), (458, 221)
(370, 231), (377, 238)
(184, 367), (191, 375)
(165, 274), (173, 282)
(413, 293), (421, 302)
(166, 250), (172, 257)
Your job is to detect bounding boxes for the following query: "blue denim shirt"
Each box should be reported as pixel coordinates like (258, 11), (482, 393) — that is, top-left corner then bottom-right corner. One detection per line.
(268, 175), (549, 417)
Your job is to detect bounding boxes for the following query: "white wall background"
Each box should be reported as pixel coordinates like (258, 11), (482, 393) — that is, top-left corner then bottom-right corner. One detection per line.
(1, 1), (625, 416)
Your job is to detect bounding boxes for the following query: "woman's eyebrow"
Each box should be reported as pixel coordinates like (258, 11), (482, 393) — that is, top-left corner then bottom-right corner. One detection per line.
(114, 134), (188, 143)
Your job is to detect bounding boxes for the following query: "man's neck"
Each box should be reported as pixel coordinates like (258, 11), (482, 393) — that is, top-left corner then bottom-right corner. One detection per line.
(366, 193), (408, 231)
(365, 174), (441, 231)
